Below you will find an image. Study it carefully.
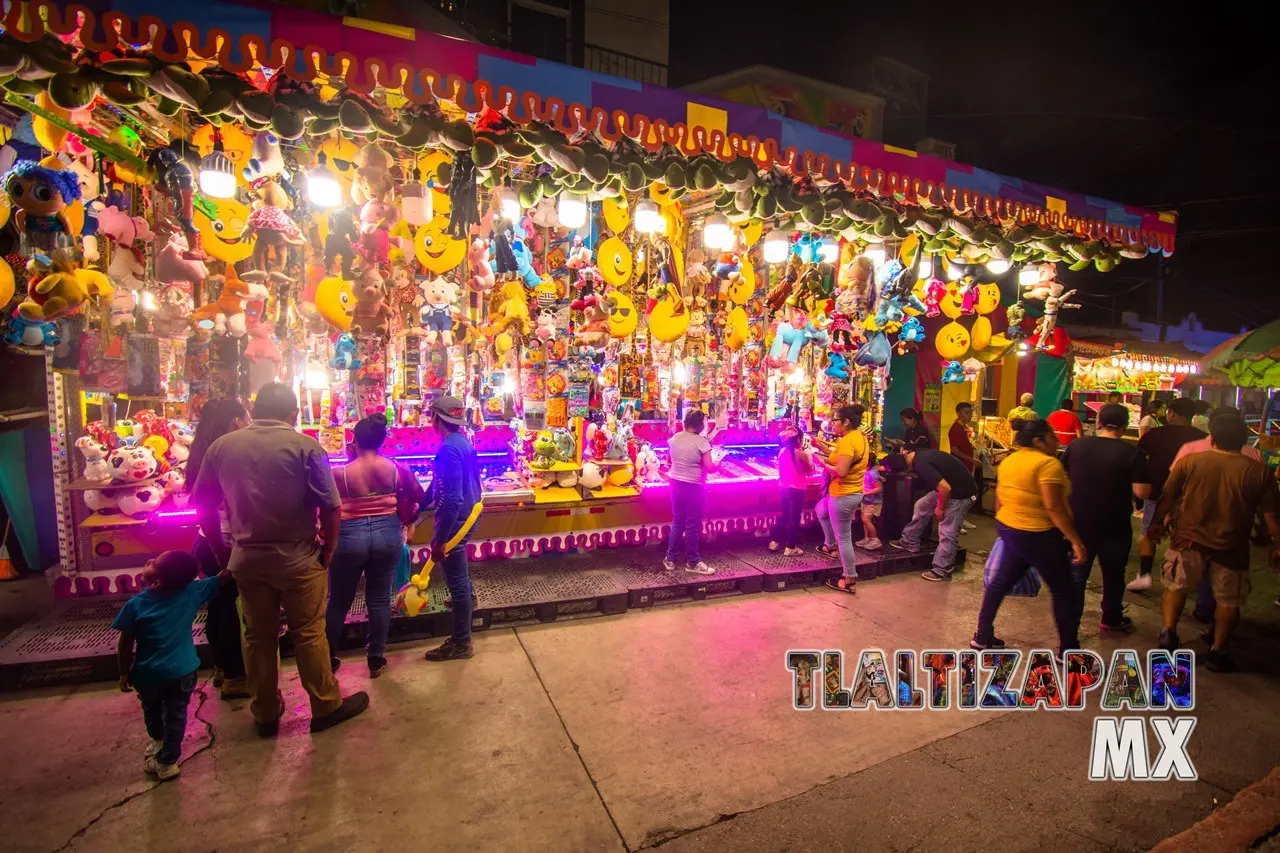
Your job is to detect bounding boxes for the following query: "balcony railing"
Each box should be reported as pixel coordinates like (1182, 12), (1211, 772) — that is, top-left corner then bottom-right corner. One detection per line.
(583, 43), (667, 86)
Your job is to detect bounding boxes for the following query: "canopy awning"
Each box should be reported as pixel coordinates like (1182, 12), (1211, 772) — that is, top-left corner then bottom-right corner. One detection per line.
(1, 0), (1176, 254)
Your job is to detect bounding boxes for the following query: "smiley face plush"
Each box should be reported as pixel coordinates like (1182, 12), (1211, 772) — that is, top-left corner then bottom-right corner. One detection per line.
(602, 197), (630, 234)
(975, 282), (1001, 316)
(313, 275), (355, 331)
(415, 215), (467, 274)
(193, 195), (255, 264)
(319, 135), (360, 201)
(604, 290), (638, 338)
(596, 236), (633, 287)
(935, 320), (972, 361)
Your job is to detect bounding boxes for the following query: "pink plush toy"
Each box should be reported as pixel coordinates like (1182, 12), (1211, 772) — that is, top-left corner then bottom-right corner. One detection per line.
(243, 320), (281, 365)
(468, 237), (495, 292)
(97, 206), (155, 248)
(155, 233), (208, 286)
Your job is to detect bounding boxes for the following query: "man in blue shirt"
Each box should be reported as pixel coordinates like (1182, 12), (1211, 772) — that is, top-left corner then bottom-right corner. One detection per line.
(424, 395), (483, 661)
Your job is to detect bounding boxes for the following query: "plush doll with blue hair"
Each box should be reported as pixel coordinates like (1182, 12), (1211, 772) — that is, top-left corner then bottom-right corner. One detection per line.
(941, 360), (966, 383)
(2, 160), (82, 253)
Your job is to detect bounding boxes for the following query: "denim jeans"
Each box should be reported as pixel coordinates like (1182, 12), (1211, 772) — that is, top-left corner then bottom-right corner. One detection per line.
(1078, 530), (1132, 624)
(194, 535), (245, 681)
(816, 492), (863, 579)
(899, 492), (973, 575)
(667, 480), (706, 565)
(976, 523), (1083, 650)
(326, 514), (401, 660)
(774, 487), (804, 548)
(440, 544), (473, 645)
(136, 671), (197, 765)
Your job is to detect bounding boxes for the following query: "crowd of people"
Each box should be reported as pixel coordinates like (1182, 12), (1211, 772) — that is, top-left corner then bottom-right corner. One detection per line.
(113, 385), (480, 781)
(112, 383), (1280, 783)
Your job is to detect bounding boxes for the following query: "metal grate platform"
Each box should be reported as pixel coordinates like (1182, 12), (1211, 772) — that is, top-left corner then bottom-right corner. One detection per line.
(0, 543), (967, 689)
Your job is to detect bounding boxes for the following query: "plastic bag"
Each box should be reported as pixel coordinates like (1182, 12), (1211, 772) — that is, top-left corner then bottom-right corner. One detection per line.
(982, 536), (1041, 597)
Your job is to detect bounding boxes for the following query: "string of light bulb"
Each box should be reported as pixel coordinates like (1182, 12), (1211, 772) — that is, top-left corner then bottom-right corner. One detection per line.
(1109, 356), (1200, 375)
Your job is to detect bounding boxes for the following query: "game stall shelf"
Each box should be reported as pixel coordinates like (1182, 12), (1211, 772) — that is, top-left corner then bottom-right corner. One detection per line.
(0, 1), (1177, 674)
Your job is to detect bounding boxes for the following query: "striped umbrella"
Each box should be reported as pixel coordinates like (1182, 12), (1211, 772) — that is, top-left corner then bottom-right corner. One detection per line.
(1201, 320), (1280, 387)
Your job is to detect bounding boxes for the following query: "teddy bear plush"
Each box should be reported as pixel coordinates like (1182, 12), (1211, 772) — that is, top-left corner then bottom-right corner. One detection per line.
(350, 265), (395, 339)
(418, 276), (461, 346)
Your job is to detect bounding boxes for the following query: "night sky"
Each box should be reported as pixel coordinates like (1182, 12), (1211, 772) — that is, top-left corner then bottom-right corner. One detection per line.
(670, 3), (1280, 336)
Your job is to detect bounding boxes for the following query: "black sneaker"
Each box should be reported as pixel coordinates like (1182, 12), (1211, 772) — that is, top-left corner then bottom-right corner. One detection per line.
(368, 656), (387, 679)
(425, 639), (474, 662)
(970, 635), (1006, 650)
(310, 692), (370, 733)
(1100, 616), (1135, 633)
(330, 656), (341, 673)
(888, 539), (920, 552)
(256, 691), (285, 738)
(1205, 649), (1238, 673)
(1157, 628), (1181, 652)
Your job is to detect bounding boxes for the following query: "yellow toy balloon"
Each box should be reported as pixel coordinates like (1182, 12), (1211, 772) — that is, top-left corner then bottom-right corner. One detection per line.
(606, 290), (639, 338)
(648, 295), (690, 343)
(976, 282), (1001, 316)
(596, 236), (633, 287)
(727, 261), (755, 304)
(0, 257), (14, 307)
(415, 215), (468, 274)
(939, 283), (964, 319)
(724, 305), (749, 350)
(739, 220), (762, 248)
(602, 197), (630, 234)
(936, 321), (971, 361)
(313, 276), (355, 331)
(970, 314), (993, 351)
(416, 150), (452, 216)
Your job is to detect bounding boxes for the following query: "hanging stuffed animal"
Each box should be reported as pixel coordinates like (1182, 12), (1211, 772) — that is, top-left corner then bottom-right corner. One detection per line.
(923, 276), (947, 317)
(190, 268), (268, 337)
(350, 264), (394, 339)
(241, 133), (285, 183)
(961, 358), (984, 383)
(418, 276), (462, 346)
(2, 160), (81, 254)
(565, 234), (592, 271)
(247, 179), (306, 272)
(329, 333), (363, 370)
(147, 142), (205, 259)
(446, 151), (478, 238)
(854, 330), (892, 368)
(5, 311), (60, 347)
(896, 316), (926, 355)
(351, 143), (398, 266)
(535, 309), (556, 341)
(97, 206), (154, 249)
(1035, 289), (1079, 351)
(109, 288), (136, 328)
(825, 352), (850, 380)
(468, 237), (495, 292)
(155, 232), (208, 287)
(107, 246), (145, 293)
(768, 308), (808, 367)
(18, 250), (111, 321)
(243, 320), (281, 366)
(1006, 301), (1028, 339)
(941, 360), (966, 384)
(575, 303), (610, 349)
(570, 268), (602, 312)
(324, 207), (360, 280)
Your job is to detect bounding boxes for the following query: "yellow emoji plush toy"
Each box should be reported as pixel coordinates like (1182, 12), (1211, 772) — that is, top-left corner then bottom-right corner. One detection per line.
(415, 215), (468, 274)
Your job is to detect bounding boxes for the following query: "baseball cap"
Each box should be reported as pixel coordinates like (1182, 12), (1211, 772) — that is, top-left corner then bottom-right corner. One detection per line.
(429, 395), (467, 426)
(1098, 403), (1130, 429)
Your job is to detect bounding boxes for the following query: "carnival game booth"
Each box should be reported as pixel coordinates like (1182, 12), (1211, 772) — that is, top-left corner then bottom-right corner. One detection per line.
(1070, 339), (1202, 436)
(0, 0), (1175, 683)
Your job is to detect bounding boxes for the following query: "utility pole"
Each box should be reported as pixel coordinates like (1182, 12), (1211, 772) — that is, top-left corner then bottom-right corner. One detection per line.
(1156, 257), (1166, 342)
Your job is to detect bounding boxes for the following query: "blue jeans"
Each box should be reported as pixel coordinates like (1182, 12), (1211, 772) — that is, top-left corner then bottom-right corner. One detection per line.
(976, 523), (1082, 650)
(899, 491), (973, 575)
(667, 480), (706, 565)
(136, 671), (197, 765)
(440, 544), (473, 645)
(326, 514), (401, 660)
(774, 487), (804, 548)
(816, 492), (863, 579)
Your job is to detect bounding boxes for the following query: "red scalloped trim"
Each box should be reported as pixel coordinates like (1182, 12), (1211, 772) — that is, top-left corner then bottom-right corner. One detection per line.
(4, 2), (1175, 253)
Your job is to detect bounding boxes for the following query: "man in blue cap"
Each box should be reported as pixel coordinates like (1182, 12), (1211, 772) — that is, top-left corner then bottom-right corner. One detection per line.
(424, 395), (483, 661)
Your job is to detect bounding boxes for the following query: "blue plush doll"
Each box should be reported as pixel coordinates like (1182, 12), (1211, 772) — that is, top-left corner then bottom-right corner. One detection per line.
(898, 316), (926, 344)
(769, 317), (808, 365)
(329, 333), (363, 370)
(511, 221), (543, 289)
(791, 233), (821, 265)
(4, 312), (61, 347)
(854, 330), (892, 368)
(825, 352), (850, 380)
(941, 360), (966, 383)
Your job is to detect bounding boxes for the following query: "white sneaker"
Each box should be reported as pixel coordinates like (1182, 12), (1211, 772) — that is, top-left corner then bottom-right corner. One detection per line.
(959, 528), (969, 535)
(143, 756), (180, 781)
(1127, 574), (1153, 592)
(144, 739), (164, 759)
(854, 538), (869, 548)
(962, 521), (976, 530)
(862, 538), (883, 550)
(768, 541), (780, 552)
(784, 547), (805, 556)
(686, 562), (714, 575)
(662, 558), (677, 571)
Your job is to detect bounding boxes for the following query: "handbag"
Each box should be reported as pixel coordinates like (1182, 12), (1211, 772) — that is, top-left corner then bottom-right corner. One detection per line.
(982, 536), (1041, 597)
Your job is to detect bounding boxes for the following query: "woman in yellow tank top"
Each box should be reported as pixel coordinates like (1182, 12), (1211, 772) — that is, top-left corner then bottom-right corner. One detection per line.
(974, 419), (1088, 658)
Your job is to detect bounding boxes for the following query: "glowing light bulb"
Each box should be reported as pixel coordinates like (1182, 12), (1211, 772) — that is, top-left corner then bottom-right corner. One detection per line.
(1110, 357), (1120, 367)
(987, 259), (1011, 275)
(198, 147), (236, 199)
(863, 246), (886, 267)
(502, 372), (516, 394)
(817, 238), (839, 264)
(307, 156), (341, 209)
(634, 199), (661, 234)
(762, 229), (790, 264)
(703, 213), (732, 250)
(918, 255), (933, 280)
(1018, 266), (1041, 287)
(497, 187), (521, 221)
(305, 365), (329, 387)
(557, 193), (587, 229)
(673, 362), (688, 385)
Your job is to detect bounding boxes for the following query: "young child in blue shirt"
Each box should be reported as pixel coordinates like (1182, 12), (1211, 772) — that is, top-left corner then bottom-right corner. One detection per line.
(857, 455), (884, 550)
(113, 550), (228, 781)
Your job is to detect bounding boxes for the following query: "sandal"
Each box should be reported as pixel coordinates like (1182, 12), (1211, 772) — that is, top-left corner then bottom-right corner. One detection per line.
(824, 578), (856, 595)
(816, 544), (839, 558)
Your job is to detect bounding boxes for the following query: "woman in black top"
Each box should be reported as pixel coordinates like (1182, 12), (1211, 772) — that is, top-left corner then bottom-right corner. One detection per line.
(900, 408), (934, 451)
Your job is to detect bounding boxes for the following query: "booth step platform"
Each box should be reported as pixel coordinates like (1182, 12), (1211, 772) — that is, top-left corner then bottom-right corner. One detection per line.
(0, 543), (963, 691)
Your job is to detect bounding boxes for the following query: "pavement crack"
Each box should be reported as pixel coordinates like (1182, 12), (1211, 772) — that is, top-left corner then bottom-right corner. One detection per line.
(50, 677), (218, 853)
(514, 628), (631, 853)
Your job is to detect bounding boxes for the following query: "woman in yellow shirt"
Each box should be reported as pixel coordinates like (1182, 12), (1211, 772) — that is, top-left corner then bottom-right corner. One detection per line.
(973, 419), (1088, 657)
(813, 404), (870, 594)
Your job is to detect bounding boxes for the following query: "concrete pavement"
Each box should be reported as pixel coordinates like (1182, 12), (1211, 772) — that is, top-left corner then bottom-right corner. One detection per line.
(3, 516), (1280, 853)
